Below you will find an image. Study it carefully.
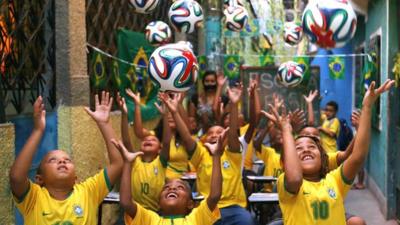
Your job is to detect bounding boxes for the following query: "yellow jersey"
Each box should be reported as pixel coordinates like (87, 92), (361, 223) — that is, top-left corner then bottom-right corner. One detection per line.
(14, 169), (111, 225)
(243, 140), (255, 171)
(166, 136), (190, 179)
(131, 155), (167, 211)
(255, 146), (283, 192)
(125, 200), (220, 225)
(190, 142), (247, 208)
(277, 165), (352, 225)
(320, 116), (340, 154)
(327, 152), (339, 172)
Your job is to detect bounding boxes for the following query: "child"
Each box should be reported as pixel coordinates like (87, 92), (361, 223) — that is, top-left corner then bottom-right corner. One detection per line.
(115, 127), (224, 224)
(116, 93), (171, 212)
(269, 80), (394, 225)
(319, 100), (341, 153)
(162, 86), (255, 225)
(125, 89), (190, 179)
(9, 92), (123, 225)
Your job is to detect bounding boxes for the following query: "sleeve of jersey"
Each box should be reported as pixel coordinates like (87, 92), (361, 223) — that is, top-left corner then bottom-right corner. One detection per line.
(327, 152), (339, 171)
(80, 169), (112, 206)
(277, 173), (300, 204)
(255, 146), (269, 163)
(331, 165), (352, 197)
(187, 200), (221, 225)
(330, 119), (340, 135)
(124, 203), (159, 225)
(189, 142), (205, 169)
(13, 181), (40, 215)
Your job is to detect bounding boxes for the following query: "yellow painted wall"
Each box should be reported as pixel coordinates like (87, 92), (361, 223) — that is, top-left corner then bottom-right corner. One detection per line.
(0, 123), (15, 225)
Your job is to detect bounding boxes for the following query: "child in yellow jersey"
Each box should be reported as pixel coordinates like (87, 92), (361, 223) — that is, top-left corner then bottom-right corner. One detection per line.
(117, 93), (171, 211)
(162, 85), (256, 225)
(114, 123), (224, 225)
(125, 89), (190, 180)
(265, 80), (394, 225)
(10, 92), (123, 225)
(319, 101), (341, 153)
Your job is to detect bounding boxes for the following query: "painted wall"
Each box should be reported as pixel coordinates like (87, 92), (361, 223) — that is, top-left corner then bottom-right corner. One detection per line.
(311, 44), (354, 126)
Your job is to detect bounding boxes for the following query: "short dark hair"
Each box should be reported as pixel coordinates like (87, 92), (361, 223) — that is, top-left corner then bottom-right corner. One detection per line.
(326, 101), (338, 112)
(202, 70), (217, 83)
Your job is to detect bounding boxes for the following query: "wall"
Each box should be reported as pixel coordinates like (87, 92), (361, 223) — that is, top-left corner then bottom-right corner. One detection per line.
(0, 124), (15, 225)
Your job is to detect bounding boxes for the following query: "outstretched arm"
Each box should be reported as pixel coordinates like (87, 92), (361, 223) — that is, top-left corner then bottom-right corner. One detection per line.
(112, 140), (143, 219)
(303, 90), (318, 126)
(264, 105), (303, 193)
(84, 91), (123, 186)
(342, 80), (395, 181)
(244, 78), (260, 143)
(160, 93), (197, 155)
(336, 110), (361, 165)
(227, 85), (243, 152)
(117, 93), (134, 152)
(204, 130), (226, 211)
(10, 96), (46, 198)
(126, 89), (151, 139)
(212, 73), (227, 121)
(154, 102), (171, 162)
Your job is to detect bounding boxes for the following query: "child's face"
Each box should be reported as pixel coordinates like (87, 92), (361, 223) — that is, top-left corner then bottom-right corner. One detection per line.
(295, 137), (322, 176)
(299, 127), (320, 137)
(36, 150), (76, 186)
(324, 105), (337, 119)
(269, 126), (283, 147)
(205, 126), (224, 144)
(159, 179), (193, 214)
(188, 116), (198, 133)
(140, 135), (161, 155)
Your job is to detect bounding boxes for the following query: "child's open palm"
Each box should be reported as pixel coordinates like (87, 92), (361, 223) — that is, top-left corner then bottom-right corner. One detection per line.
(159, 92), (180, 113)
(126, 89), (141, 104)
(33, 96), (46, 131)
(111, 139), (143, 163)
(227, 84), (243, 104)
(85, 91), (113, 124)
(363, 79), (395, 107)
(204, 128), (228, 156)
(303, 90), (319, 103)
(116, 92), (128, 114)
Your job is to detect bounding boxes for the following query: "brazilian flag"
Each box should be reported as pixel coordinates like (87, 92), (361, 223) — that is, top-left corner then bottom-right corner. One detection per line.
(259, 55), (274, 66)
(117, 28), (159, 122)
(362, 53), (377, 90)
(294, 56), (311, 83)
(223, 55), (240, 80)
(328, 56), (345, 80)
(197, 55), (207, 79)
(111, 60), (121, 89)
(90, 51), (108, 90)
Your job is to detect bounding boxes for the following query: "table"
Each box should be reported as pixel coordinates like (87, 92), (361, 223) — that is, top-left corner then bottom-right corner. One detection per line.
(181, 172), (197, 191)
(248, 193), (279, 203)
(253, 159), (265, 165)
(248, 193), (279, 224)
(246, 175), (277, 193)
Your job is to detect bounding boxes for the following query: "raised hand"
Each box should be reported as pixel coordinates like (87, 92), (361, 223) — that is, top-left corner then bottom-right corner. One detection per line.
(159, 92), (180, 113)
(351, 109), (361, 130)
(227, 83), (243, 104)
(262, 104), (291, 131)
(248, 78), (258, 95)
(303, 90), (319, 104)
(363, 79), (395, 107)
(154, 101), (166, 115)
(272, 93), (284, 111)
(126, 89), (141, 104)
(290, 109), (306, 132)
(84, 91), (113, 124)
(116, 92), (128, 115)
(217, 72), (228, 87)
(204, 128), (228, 156)
(33, 96), (46, 132)
(111, 139), (143, 163)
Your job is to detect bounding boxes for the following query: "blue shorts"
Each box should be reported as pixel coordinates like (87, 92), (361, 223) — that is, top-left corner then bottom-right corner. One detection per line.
(214, 205), (256, 225)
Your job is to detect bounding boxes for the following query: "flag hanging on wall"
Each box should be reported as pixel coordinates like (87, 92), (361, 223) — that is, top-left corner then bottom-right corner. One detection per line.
(90, 51), (108, 90)
(328, 56), (345, 79)
(197, 55), (207, 79)
(117, 28), (159, 122)
(259, 54), (274, 66)
(223, 55), (240, 80)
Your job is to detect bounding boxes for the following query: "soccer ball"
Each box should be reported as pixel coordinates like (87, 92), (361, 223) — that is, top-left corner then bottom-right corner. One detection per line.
(129, 0), (160, 14)
(224, 5), (249, 32)
(168, 0), (204, 34)
(148, 43), (198, 92)
(145, 21), (172, 46)
(302, 0), (357, 49)
(223, 0), (244, 8)
(276, 61), (304, 88)
(283, 21), (303, 46)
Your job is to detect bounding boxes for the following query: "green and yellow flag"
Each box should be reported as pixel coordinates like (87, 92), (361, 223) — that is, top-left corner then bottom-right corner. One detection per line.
(259, 54), (274, 66)
(197, 55), (207, 79)
(117, 28), (159, 121)
(90, 51), (108, 90)
(328, 56), (345, 80)
(223, 55), (240, 80)
(294, 56), (311, 83)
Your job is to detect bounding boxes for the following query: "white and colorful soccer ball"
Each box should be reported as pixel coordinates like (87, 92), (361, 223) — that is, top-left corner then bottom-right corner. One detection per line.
(223, 0), (244, 8)
(283, 21), (303, 46)
(145, 21), (172, 46)
(168, 0), (204, 34)
(276, 61), (304, 88)
(302, 0), (357, 49)
(224, 5), (249, 32)
(129, 0), (160, 14)
(148, 43), (198, 92)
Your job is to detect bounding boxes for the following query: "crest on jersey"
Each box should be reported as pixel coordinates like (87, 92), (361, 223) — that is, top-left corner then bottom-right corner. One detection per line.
(154, 166), (159, 175)
(327, 188), (337, 199)
(73, 204), (84, 217)
(223, 160), (230, 169)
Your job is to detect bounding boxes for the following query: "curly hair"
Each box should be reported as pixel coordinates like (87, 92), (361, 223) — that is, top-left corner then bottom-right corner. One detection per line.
(295, 135), (329, 179)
